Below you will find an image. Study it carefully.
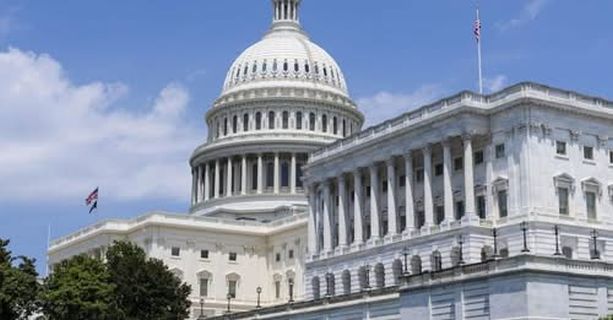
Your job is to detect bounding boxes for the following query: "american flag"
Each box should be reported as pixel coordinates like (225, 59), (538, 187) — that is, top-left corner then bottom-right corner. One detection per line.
(473, 16), (482, 42)
(85, 187), (99, 213)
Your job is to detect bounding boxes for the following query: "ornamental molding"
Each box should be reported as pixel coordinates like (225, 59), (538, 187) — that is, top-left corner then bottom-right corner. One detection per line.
(569, 129), (582, 141)
(581, 177), (602, 196)
(597, 135), (609, 147)
(553, 173), (576, 192)
(491, 176), (509, 194)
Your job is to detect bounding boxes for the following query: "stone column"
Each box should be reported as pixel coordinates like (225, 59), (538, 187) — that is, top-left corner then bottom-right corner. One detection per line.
(214, 159), (220, 198)
(463, 135), (476, 218)
(353, 170), (364, 244)
(423, 146), (434, 227)
(369, 164), (381, 240)
(337, 175), (348, 248)
(291, 153), (297, 194)
(386, 158), (398, 236)
(196, 166), (203, 202)
(257, 154), (263, 194)
(191, 168), (197, 205)
(274, 153), (280, 194)
(241, 155), (247, 195)
(443, 140), (454, 222)
(226, 157), (233, 197)
(204, 163), (211, 201)
(322, 183), (332, 252)
(404, 152), (415, 232)
(307, 186), (318, 255)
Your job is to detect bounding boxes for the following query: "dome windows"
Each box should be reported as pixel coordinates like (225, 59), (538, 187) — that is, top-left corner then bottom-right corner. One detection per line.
(304, 61), (310, 73)
(255, 112), (262, 130)
(296, 112), (303, 130)
(333, 116), (338, 135)
(268, 111), (276, 129)
(309, 113), (315, 131)
(232, 115), (238, 134)
(282, 111), (289, 129)
(283, 60), (289, 72)
(322, 114), (328, 133)
(262, 60), (268, 73)
(294, 60), (299, 73)
(273, 59), (278, 72)
(243, 64), (249, 76)
(252, 61), (258, 74)
(243, 113), (249, 132)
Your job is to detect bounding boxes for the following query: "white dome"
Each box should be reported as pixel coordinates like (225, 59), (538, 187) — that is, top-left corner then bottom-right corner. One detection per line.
(221, 21), (349, 97)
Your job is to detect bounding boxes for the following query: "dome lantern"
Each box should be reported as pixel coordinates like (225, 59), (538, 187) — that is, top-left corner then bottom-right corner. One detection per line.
(272, 0), (301, 27)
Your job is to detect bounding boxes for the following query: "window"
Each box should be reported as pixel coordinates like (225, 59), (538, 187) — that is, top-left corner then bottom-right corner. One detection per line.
(282, 111), (289, 129)
(497, 190), (508, 218)
(305, 61), (310, 73)
(435, 206), (444, 225)
(294, 60), (299, 72)
(201, 250), (209, 259)
(477, 195), (486, 219)
(262, 60), (267, 72)
(322, 115), (328, 132)
(556, 141), (567, 155)
(333, 117), (338, 135)
(342, 119), (347, 137)
(283, 60), (288, 72)
(229, 252), (237, 262)
(586, 191), (597, 219)
(399, 175), (406, 187)
(495, 144), (505, 159)
(296, 112), (303, 130)
(243, 113), (249, 132)
(296, 164), (304, 188)
(474, 150), (484, 165)
(610, 151), (613, 164)
(200, 278), (209, 297)
(232, 115), (238, 134)
(309, 113), (315, 131)
(255, 112), (262, 130)
(455, 201), (465, 220)
(171, 247), (180, 257)
(228, 280), (237, 298)
(251, 163), (258, 190)
(268, 111), (275, 129)
(275, 253), (281, 262)
(288, 249), (294, 259)
(275, 281), (281, 299)
(223, 118), (228, 136)
(281, 162), (289, 187)
(415, 169), (424, 182)
(266, 162), (274, 188)
(584, 146), (594, 160)
(417, 211), (425, 228)
(454, 157), (463, 171)
(273, 59), (278, 72)
(558, 187), (569, 215)
(434, 163), (443, 176)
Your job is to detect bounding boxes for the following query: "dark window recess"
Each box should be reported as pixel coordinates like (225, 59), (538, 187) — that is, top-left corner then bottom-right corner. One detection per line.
(415, 169), (424, 182)
(556, 141), (567, 155)
(171, 247), (180, 257)
(454, 157), (463, 171)
(584, 146), (594, 160)
(495, 144), (505, 159)
(275, 253), (281, 262)
(434, 164), (444, 176)
(474, 151), (484, 165)
(229, 252), (237, 262)
(399, 175), (406, 187)
(288, 250), (294, 259)
(200, 250), (209, 259)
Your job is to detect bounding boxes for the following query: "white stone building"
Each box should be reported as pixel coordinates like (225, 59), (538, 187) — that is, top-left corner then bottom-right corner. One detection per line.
(49, 1), (613, 319)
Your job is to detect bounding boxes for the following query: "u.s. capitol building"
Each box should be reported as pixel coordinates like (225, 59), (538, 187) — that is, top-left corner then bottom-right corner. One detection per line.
(48, 1), (613, 319)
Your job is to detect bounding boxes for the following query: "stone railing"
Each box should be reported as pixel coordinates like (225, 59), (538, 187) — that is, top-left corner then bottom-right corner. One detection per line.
(309, 82), (613, 163)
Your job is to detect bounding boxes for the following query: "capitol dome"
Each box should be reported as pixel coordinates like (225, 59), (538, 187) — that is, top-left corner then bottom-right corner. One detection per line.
(221, 1), (348, 98)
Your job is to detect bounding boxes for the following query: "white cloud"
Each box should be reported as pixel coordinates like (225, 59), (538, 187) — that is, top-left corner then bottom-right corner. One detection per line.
(497, 0), (550, 31)
(357, 85), (446, 126)
(484, 74), (509, 93)
(0, 48), (201, 203)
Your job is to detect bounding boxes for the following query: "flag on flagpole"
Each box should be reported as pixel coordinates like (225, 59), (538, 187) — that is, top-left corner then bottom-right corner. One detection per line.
(85, 187), (99, 214)
(473, 14), (482, 42)
(474, 6), (484, 94)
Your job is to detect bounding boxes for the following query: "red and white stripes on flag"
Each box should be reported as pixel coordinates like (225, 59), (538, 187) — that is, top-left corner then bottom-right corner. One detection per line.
(473, 17), (481, 42)
(85, 187), (99, 213)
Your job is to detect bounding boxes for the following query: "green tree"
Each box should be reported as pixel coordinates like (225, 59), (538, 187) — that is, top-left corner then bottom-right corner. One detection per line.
(41, 255), (118, 320)
(0, 238), (40, 320)
(106, 241), (191, 320)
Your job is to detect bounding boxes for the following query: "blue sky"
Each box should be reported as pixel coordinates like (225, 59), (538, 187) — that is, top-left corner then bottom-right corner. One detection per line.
(0, 0), (611, 274)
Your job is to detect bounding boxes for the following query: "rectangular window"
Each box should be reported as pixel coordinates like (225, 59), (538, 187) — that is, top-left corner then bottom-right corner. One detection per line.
(474, 150), (484, 165)
(586, 191), (597, 219)
(201, 250), (209, 259)
(610, 151), (613, 164)
(584, 146), (594, 160)
(495, 144), (505, 159)
(229, 252), (237, 262)
(200, 278), (209, 297)
(477, 195), (486, 219)
(171, 247), (180, 257)
(454, 157), (464, 171)
(435, 206), (444, 225)
(556, 141), (567, 156)
(434, 163), (443, 176)
(455, 201), (465, 220)
(382, 181), (388, 192)
(558, 187), (569, 215)
(275, 253), (281, 262)
(415, 169), (424, 182)
(416, 210), (425, 228)
(228, 280), (237, 298)
(399, 175), (406, 187)
(497, 190), (508, 218)
(275, 281), (281, 299)
(288, 249), (294, 259)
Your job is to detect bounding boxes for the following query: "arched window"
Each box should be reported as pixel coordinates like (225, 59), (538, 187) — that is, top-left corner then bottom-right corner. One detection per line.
(305, 61), (310, 73)
(392, 259), (403, 285)
(268, 111), (275, 129)
(255, 112), (262, 130)
(216, 121), (220, 138)
(431, 251), (442, 271)
(273, 59), (278, 72)
(374, 263), (385, 288)
(262, 60), (268, 72)
(314, 63), (319, 74)
(197, 270), (212, 297)
(450, 247), (462, 267)
(296, 163), (304, 188)
(223, 118), (228, 136)
(294, 60), (299, 72)
(342, 119), (347, 137)
(266, 162), (274, 188)
(325, 273), (336, 297)
(296, 112), (303, 130)
(226, 272), (241, 299)
(282, 111), (289, 129)
(309, 112), (316, 131)
(251, 163), (258, 191)
(243, 113), (249, 132)
(411, 255), (422, 274)
(243, 64), (249, 76)
(281, 161), (289, 187)
(342, 270), (351, 295)
(232, 115), (238, 134)
(283, 60), (288, 72)
(252, 61), (257, 74)
(322, 114), (328, 133)
(333, 116), (338, 135)
(323, 66), (328, 77)
(235, 66), (240, 81)
(358, 266), (370, 290)
(481, 245), (494, 262)
(311, 277), (321, 300)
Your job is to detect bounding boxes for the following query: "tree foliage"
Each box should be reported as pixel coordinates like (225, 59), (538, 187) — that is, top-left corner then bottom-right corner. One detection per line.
(0, 238), (40, 320)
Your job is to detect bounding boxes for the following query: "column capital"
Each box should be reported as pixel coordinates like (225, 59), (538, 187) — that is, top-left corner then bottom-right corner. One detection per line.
(462, 132), (476, 141)
(404, 150), (413, 160)
(338, 173), (347, 183)
(386, 156), (398, 166)
(422, 143), (432, 154)
(441, 136), (455, 147)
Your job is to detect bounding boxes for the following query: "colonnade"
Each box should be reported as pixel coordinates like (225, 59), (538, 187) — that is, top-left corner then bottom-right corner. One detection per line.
(191, 152), (307, 205)
(307, 136), (485, 254)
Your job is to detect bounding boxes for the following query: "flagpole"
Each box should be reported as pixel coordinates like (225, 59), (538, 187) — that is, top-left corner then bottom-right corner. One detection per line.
(476, 6), (484, 94)
(46, 224), (51, 277)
